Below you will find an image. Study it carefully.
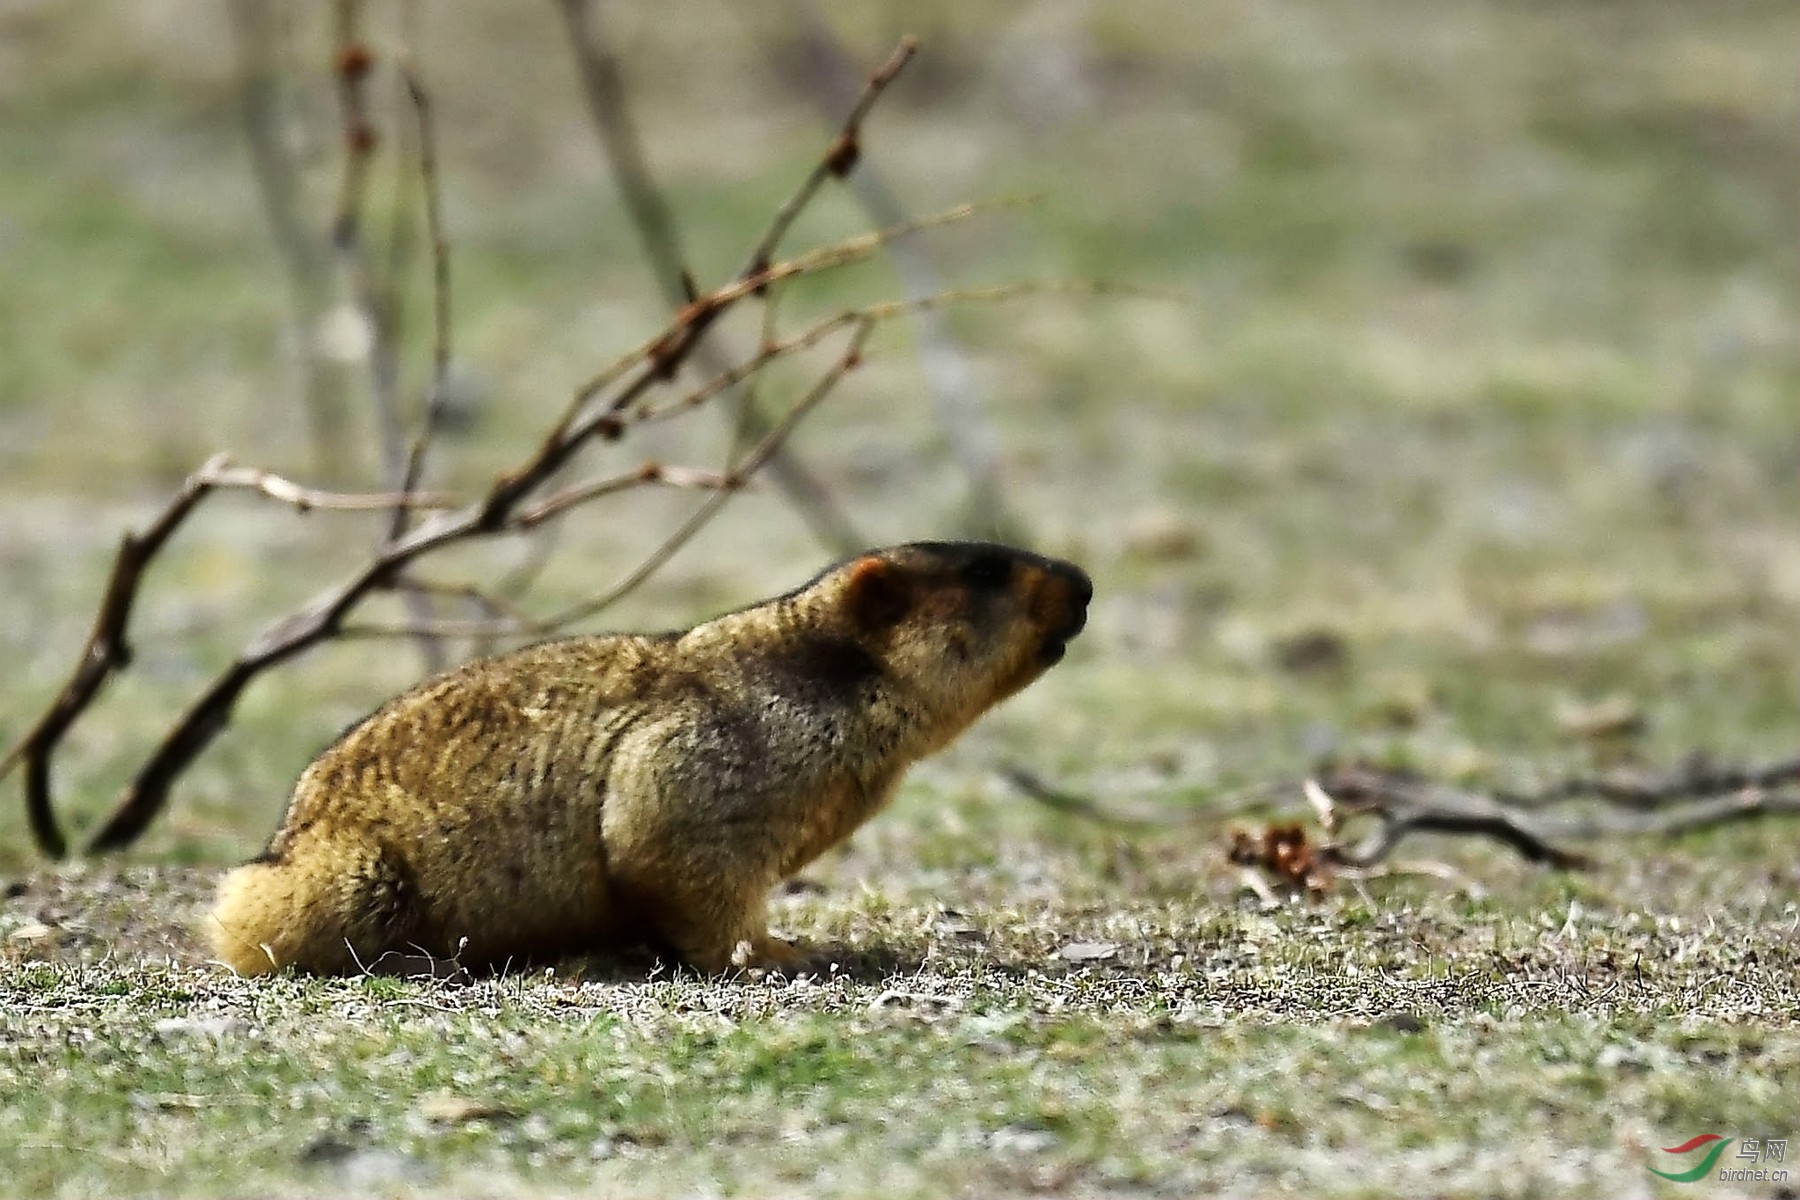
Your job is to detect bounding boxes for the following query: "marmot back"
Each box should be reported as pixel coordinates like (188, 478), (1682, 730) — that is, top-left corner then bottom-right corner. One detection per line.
(210, 542), (1091, 975)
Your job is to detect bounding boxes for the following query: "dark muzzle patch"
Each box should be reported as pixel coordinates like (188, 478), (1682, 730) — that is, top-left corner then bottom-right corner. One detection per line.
(1036, 562), (1092, 665)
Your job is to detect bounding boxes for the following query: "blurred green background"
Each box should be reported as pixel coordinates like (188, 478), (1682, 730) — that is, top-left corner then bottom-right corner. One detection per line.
(0, 0), (1796, 863)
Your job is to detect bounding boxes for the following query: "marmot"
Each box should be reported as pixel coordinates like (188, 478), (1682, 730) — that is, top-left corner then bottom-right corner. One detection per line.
(210, 541), (1091, 975)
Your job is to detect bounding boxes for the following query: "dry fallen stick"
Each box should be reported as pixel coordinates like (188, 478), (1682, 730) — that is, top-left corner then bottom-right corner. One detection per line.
(1307, 768), (1593, 871)
(1000, 766), (1251, 831)
(1313, 760), (1800, 869)
(1495, 754), (1800, 811)
(1006, 753), (1800, 886)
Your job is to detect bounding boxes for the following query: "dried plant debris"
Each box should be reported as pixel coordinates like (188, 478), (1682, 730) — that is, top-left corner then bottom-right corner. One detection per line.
(1228, 822), (1333, 897)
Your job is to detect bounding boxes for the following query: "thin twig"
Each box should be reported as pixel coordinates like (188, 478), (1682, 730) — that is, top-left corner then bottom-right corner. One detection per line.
(340, 319), (875, 642)
(327, 0), (441, 669)
(781, 6), (1013, 537)
(622, 200), (1035, 423)
(377, 58), (419, 421)
(0, 456), (451, 857)
(390, 60), (451, 544)
(729, 271), (789, 461)
(389, 577), (535, 632)
(739, 37), (918, 279)
(555, 0), (863, 554)
(632, 264), (1070, 431)
(553, 0), (687, 301)
(539, 316), (876, 631)
(329, 0), (405, 488)
(227, 0), (344, 475)
(205, 464), (459, 511)
(491, 523), (564, 611)
(512, 464), (740, 531)
(555, 195), (1035, 437)
(1002, 768), (1198, 831)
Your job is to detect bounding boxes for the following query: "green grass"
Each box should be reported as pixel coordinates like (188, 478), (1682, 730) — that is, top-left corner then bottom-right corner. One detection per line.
(2, 0), (1798, 1196)
(3, 867), (1796, 1198)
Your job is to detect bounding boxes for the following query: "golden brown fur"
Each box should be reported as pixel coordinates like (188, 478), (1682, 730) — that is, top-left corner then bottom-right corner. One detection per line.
(210, 542), (1091, 975)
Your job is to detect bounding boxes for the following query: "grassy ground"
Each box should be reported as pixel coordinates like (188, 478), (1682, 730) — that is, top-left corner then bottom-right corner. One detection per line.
(2, 1), (1798, 1196)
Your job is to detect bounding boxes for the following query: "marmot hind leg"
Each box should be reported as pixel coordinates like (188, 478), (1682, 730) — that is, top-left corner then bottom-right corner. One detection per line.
(613, 870), (801, 974)
(208, 838), (423, 975)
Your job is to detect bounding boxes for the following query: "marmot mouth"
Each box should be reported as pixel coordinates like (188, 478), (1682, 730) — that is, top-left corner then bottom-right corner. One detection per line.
(1038, 606), (1088, 666)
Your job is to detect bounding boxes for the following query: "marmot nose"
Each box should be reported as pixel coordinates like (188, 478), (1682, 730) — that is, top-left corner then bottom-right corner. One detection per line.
(1053, 564), (1092, 638)
(1066, 568), (1093, 608)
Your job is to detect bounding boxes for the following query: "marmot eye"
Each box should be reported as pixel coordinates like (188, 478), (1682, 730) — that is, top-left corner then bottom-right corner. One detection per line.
(961, 554), (1011, 589)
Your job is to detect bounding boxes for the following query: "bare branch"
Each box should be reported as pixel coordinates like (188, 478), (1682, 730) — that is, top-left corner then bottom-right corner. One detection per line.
(491, 524), (564, 614)
(334, 326), (868, 646)
(0, 452), (466, 858)
(1312, 771), (1592, 871)
(390, 577), (534, 630)
(390, 60), (452, 544)
(557, 195), (1035, 437)
(554, 0), (866, 555)
(739, 37), (918, 277)
(632, 269), (1093, 432)
(728, 269), (790, 461)
(537, 316), (876, 632)
(511, 464), (740, 531)
(328, 0), (403, 484)
(1497, 754), (1800, 811)
(371, 577), (537, 648)
(205, 464), (459, 511)
(780, 7), (1013, 537)
(326, 0), (442, 669)
(71, 44), (928, 855)
(553, 0), (687, 303)
(0, 455), (226, 856)
(227, 0), (345, 475)
(336, 615), (526, 642)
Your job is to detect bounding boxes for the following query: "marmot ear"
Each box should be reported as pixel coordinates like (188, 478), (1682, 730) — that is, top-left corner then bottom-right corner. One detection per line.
(843, 556), (910, 630)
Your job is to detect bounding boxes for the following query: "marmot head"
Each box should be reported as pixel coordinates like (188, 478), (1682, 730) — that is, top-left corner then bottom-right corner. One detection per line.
(836, 541), (1092, 743)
